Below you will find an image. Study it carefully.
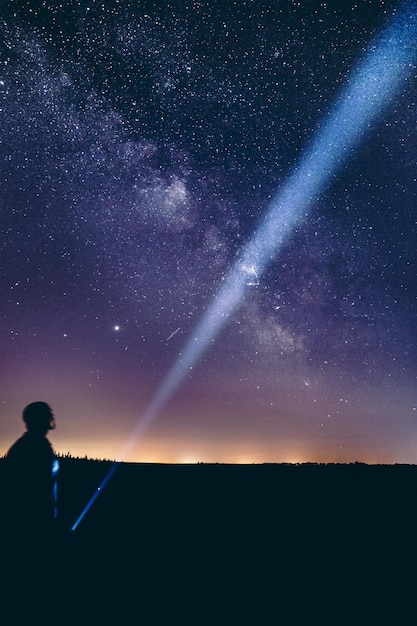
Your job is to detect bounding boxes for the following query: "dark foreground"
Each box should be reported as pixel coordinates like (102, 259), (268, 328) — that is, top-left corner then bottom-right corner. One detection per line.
(2, 460), (417, 623)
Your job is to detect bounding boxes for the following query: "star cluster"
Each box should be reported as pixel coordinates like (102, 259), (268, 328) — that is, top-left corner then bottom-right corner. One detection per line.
(1, 0), (416, 463)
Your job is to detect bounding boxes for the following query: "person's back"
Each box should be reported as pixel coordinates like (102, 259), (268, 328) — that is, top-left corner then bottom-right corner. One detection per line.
(6, 430), (55, 532)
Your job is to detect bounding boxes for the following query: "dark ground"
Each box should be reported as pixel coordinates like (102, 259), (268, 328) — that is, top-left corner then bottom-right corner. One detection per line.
(1, 459), (417, 623)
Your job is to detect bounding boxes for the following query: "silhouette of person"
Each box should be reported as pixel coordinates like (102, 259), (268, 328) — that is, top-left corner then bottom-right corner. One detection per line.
(2, 402), (63, 613)
(4, 401), (58, 541)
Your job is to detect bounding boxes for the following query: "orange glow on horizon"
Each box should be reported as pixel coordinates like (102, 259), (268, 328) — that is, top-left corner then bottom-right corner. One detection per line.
(33, 434), (406, 466)
(1, 421), (409, 465)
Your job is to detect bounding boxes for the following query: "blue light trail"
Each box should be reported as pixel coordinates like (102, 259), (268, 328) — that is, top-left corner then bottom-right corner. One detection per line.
(72, 1), (417, 531)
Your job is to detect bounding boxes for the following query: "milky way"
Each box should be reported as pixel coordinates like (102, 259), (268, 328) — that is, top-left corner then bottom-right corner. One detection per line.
(1, 1), (416, 464)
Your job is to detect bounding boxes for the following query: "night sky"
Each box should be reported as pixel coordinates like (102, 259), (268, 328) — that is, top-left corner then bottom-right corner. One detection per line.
(1, 0), (416, 464)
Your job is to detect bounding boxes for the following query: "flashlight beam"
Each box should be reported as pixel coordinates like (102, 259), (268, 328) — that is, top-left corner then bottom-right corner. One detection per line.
(131, 0), (417, 434)
(71, 2), (417, 531)
(71, 462), (120, 531)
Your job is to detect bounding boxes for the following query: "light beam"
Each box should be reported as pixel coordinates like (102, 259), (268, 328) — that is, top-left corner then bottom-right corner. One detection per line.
(72, 1), (417, 530)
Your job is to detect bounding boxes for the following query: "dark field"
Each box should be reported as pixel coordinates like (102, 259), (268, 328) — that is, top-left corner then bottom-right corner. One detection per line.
(2, 459), (417, 623)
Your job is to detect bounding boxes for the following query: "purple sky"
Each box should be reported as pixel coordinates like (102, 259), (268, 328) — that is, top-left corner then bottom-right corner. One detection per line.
(1, 0), (416, 464)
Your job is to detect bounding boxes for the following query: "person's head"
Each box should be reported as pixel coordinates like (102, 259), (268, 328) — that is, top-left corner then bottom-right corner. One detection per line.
(22, 402), (55, 435)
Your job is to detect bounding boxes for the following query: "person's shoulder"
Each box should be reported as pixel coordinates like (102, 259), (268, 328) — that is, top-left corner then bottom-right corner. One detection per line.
(6, 433), (27, 457)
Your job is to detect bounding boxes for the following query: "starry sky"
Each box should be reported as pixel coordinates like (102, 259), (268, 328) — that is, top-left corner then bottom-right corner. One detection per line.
(1, 0), (416, 464)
